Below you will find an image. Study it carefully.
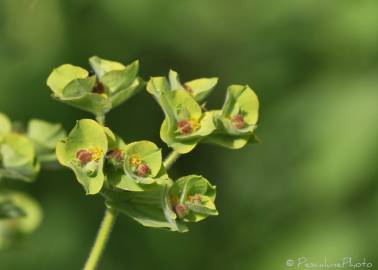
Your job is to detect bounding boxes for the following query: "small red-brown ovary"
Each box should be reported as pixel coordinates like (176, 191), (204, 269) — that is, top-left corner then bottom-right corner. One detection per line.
(76, 149), (93, 166)
(136, 163), (150, 177)
(177, 120), (193, 135)
(231, 114), (245, 129)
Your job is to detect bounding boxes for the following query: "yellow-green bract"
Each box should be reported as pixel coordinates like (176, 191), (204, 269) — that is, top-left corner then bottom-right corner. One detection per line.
(56, 119), (108, 195)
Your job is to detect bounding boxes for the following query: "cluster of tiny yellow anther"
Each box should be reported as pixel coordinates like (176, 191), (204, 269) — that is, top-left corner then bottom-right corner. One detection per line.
(129, 154), (142, 167)
(90, 147), (104, 161)
(188, 194), (202, 204)
(189, 119), (200, 132)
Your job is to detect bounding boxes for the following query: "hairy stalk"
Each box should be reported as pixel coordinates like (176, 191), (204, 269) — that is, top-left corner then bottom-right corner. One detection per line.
(83, 209), (118, 270)
(163, 150), (181, 170)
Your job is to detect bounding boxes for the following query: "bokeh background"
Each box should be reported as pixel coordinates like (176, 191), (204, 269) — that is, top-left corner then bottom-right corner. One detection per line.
(1, 0), (378, 269)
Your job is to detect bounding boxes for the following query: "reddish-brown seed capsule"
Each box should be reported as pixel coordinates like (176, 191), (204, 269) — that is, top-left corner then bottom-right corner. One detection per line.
(136, 163), (150, 177)
(174, 203), (189, 218)
(177, 120), (193, 134)
(76, 149), (93, 166)
(231, 114), (245, 129)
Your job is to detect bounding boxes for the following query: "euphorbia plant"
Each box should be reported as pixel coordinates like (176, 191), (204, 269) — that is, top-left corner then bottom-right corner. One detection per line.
(0, 113), (65, 248)
(45, 56), (260, 269)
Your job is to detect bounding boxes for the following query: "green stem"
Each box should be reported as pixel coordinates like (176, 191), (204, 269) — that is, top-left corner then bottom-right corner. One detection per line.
(83, 209), (118, 270)
(96, 115), (105, 125)
(163, 150), (181, 170)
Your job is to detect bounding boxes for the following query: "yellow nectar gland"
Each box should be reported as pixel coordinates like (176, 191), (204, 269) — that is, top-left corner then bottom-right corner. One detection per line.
(190, 119), (200, 131)
(90, 148), (104, 161)
(129, 154), (142, 167)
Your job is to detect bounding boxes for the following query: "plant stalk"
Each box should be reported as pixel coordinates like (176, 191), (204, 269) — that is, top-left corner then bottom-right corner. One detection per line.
(163, 150), (181, 170)
(96, 115), (105, 125)
(83, 208), (118, 270)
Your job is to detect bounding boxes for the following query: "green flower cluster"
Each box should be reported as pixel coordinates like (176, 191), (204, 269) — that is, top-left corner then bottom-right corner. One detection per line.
(56, 119), (217, 232)
(0, 112), (65, 247)
(147, 70), (259, 153)
(0, 112), (65, 182)
(48, 56), (259, 232)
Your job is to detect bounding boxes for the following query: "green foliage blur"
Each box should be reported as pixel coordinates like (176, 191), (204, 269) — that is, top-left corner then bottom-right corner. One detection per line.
(0, 0), (377, 269)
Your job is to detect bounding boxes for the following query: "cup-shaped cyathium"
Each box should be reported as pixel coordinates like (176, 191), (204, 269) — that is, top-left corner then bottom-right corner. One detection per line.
(169, 175), (218, 222)
(204, 84), (259, 149)
(47, 56), (143, 116)
(56, 119), (108, 194)
(147, 76), (216, 154)
(107, 140), (170, 192)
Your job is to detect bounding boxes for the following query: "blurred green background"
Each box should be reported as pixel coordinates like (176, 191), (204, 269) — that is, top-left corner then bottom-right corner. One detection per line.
(1, 0), (378, 269)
